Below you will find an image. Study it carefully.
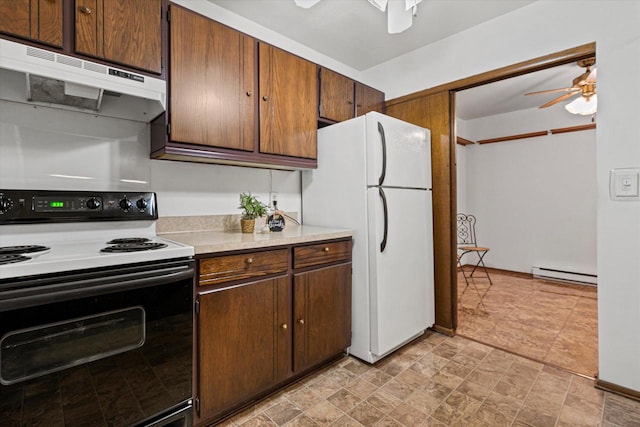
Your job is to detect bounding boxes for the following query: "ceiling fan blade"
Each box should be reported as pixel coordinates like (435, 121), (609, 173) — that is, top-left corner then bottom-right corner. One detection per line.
(525, 87), (580, 96)
(539, 92), (579, 108)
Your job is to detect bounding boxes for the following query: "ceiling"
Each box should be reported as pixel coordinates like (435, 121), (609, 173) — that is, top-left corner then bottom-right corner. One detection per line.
(208, 0), (592, 120)
(209, 0), (535, 70)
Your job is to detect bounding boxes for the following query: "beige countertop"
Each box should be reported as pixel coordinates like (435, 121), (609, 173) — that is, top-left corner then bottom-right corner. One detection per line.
(159, 225), (353, 255)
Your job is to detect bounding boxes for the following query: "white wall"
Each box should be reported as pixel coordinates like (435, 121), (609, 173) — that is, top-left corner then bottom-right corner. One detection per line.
(363, 0), (640, 392)
(457, 108), (596, 275)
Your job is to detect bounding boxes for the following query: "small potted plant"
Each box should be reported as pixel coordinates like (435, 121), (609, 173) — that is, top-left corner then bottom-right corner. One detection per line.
(238, 192), (267, 233)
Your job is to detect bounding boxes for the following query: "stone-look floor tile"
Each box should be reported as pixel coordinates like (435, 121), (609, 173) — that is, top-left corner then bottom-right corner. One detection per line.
(388, 402), (428, 426)
(430, 391), (482, 425)
(514, 404), (560, 427)
(430, 370), (465, 390)
(557, 404), (602, 427)
(362, 370), (393, 388)
(395, 367), (428, 388)
(373, 416), (404, 426)
(481, 391), (522, 420)
(345, 379), (379, 400)
(283, 414), (319, 427)
(303, 401), (344, 426)
(441, 359), (476, 380)
(306, 374), (344, 398)
(264, 401), (303, 426)
(379, 379), (415, 401)
(431, 342), (461, 360)
(239, 413), (278, 426)
(602, 392), (640, 426)
(404, 388), (444, 415)
(348, 401), (386, 426)
(455, 379), (492, 402)
(365, 390), (401, 415)
(327, 389), (362, 413)
(286, 387), (324, 410)
(328, 414), (363, 426)
(457, 271), (598, 377)
(343, 360), (372, 376)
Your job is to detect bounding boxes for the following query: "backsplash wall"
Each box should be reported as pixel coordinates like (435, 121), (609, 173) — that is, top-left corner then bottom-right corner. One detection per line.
(0, 100), (301, 217)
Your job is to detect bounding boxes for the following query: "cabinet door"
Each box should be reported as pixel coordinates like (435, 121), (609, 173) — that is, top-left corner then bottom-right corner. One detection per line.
(355, 82), (385, 116)
(0, 0), (62, 47)
(293, 263), (351, 372)
(259, 43), (317, 159)
(170, 6), (255, 151)
(197, 276), (289, 420)
(75, 0), (162, 73)
(319, 68), (354, 122)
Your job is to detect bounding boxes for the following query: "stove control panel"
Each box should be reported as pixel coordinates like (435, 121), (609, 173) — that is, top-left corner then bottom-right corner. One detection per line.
(0, 190), (158, 223)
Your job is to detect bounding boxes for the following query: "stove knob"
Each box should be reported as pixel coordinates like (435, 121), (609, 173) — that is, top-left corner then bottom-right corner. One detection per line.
(136, 198), (148, 210)
(0, 196), (11, 213)
(119, 197), (132, 211)
(86, 198), (101, 210)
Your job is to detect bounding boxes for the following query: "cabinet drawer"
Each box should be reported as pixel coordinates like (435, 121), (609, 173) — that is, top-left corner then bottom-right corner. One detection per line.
(199, 249), (288, 286)
(294, 240), (351, 269)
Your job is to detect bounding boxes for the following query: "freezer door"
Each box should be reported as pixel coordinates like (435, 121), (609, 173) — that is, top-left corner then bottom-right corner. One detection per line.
(367, 186), (434, 357)
(365, 112), (431, 188)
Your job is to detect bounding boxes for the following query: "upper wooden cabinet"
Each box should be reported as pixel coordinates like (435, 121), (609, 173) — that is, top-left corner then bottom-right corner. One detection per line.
(152, 5), (317, 169)
(75, 0), (162, 73)
(259, 43), (317, 159)
(356, 82), (385, 116)
(0, 0), (63, 47)
(169, 6), (255, 151)
(319, 67), (355, 123)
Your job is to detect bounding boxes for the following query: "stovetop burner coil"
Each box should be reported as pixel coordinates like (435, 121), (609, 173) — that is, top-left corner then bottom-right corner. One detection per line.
(0, 245), (50, 255)
(0, 254), (31, 265)
(106, 237), (152, 245)
(101, 242), (168, 253)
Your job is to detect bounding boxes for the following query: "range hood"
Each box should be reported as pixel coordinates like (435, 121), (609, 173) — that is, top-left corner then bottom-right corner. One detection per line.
(0, 38), (166, 122)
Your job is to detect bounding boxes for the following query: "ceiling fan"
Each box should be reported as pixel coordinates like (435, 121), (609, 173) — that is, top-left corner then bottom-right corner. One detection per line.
(294, 0), (422, 34)
(525, 58), (597, 115)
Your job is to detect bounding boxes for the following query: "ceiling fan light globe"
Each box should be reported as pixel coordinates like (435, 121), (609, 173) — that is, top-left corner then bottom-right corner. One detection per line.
(565, 94), (597, 115)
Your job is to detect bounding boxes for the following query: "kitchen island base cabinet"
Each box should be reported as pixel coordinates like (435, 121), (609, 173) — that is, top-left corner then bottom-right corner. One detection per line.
(197, 276), (289, 421)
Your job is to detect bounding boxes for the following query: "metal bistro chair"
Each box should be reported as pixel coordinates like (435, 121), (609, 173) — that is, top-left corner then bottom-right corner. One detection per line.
(457, 214), (493, 291)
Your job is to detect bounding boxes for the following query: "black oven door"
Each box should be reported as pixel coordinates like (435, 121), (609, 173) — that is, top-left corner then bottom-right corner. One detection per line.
(0, 259), (194, 427)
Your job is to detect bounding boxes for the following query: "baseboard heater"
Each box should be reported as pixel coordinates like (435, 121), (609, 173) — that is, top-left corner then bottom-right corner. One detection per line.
(532, 266), (597, 285)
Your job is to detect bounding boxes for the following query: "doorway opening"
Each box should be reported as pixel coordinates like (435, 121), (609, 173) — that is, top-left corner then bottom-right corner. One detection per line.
(453, 54), (598, 378)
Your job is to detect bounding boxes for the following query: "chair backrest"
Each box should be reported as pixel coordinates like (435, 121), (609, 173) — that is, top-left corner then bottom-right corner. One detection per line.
(457, 213), (478, 246)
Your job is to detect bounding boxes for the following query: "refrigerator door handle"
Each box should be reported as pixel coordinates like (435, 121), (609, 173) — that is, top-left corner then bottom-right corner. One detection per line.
(379, 187), (388, 252)
(377, 121), (387, 186)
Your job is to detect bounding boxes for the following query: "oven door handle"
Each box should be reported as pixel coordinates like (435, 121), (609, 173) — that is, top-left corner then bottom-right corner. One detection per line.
(0, 264), (194, 311)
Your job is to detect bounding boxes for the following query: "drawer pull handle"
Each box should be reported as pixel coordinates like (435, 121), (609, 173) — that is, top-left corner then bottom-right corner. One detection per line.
(323, 247), (330, 252)
(298, 319), (305, 325)
(263, 95), (269, 101)
(246, 91), (252, 96)
(281, 323), (288, 330)
(246, 257), (254, 264)
(80, 5), (92, 13)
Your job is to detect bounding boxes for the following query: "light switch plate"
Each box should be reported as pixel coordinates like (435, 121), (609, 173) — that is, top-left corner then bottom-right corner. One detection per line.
(610, 168), (640, 200)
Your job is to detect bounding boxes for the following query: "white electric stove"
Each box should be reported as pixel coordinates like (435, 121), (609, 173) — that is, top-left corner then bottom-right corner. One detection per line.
(0, 189), (194, 280)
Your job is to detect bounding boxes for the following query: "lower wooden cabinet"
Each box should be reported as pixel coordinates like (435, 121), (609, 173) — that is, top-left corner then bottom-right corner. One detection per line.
(194, 239), (352, 425)
(197, 276), (289, 420)
(293, 264), (351, 372)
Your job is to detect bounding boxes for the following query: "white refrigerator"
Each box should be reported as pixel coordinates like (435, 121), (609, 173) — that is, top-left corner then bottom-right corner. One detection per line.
(302, 111), (434, 363)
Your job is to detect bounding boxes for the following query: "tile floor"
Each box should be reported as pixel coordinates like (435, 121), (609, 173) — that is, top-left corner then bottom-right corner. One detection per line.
(215, 332), (640, 426)
(455, 269), (598, 377)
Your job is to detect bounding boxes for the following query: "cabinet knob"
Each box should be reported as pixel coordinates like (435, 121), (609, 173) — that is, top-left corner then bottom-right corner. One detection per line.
(246, 91), (253, 97)
(281, 323), (288, 330)
(298, 319), (305, 325)
(262, 96), (269, 101)
(246, 257), (254, 264)
(80, 5), (92, 14)
(323, 247), (330, 253)
(347, 101), (354, 105)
